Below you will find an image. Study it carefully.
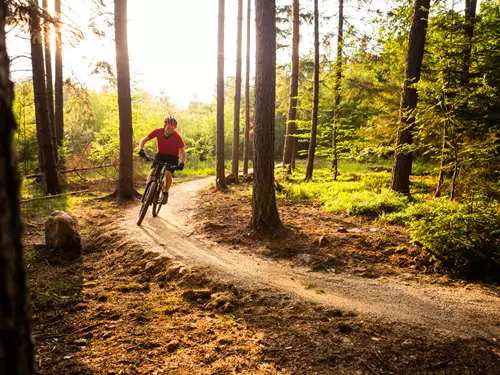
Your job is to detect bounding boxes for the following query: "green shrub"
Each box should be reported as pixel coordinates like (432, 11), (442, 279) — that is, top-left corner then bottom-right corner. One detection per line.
(409, 202), (500, 279)
(324, 190), (408, 217)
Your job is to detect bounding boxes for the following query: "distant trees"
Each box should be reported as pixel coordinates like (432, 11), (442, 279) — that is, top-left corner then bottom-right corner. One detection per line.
(0, 0), (35, 372)
(114, 0), (135, 199)
(252, 0), (281, 231)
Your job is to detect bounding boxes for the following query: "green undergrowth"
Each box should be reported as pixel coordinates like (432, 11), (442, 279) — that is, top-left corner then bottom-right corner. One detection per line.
(276, 163), (500, 280)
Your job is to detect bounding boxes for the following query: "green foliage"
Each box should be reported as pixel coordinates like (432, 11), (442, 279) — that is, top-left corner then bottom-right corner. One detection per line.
(410, 200), (500, 278)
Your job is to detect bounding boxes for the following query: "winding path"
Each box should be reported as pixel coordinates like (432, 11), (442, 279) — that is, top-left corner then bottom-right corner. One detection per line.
(122, 177), (500, 341)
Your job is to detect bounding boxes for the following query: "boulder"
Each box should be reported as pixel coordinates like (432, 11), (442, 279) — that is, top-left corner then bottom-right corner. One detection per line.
(45, 211), (81, 257)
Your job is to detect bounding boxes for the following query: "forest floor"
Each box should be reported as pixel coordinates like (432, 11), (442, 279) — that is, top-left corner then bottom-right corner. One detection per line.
(23, 176), (500, 374)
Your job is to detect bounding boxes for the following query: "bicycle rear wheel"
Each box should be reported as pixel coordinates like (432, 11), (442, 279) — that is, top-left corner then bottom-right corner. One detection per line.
(152, 188), (164, 217)
(137, 181), (156, 226)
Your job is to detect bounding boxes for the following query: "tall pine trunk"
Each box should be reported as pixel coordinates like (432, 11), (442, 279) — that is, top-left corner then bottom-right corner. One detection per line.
(331, 0), (343, 181)
(461, 0), (477, 86)
(54, 0), (63, 149)
(42, 0), (56, 156)
(242, 0), (251, 176)
(252, 0), (281, 232)
(114, 0), (135, 199)
(30, 4), (61, 194)
(282, 0), (299, 174)
(232, 0), (243, 182)
(305, 0), (319, 182)
(390, 0), (430, 195)
(0, 1), (36, 372)
(216, 0), (227, 189)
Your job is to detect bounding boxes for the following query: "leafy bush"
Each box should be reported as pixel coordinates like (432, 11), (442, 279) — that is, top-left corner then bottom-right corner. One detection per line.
(410, 202), (500, 278)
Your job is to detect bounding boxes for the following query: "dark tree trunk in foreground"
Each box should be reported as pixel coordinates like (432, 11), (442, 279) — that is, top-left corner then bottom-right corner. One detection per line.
(305, 0), (320, 182)
(0, 1), (36, 372)
(114, 0), (135, 199)
(42, 0), (55, 154)
(331, 0), (343, 181)
(29, 3), (61, 194)
(252, 0), (281, 232)
(231, 0), (243, 182)
(54, 0), (64, 149)
(390, 0), (431, 195)
(282, 0), (299, 173)
(242, 0), (251, 176)
(216, 0), (227, 189)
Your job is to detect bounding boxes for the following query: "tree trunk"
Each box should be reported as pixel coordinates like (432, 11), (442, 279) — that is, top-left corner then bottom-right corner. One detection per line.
(282, 0), (299, 173)
(434, 121), (447, 197)
(305, 0), (320, 182)
(114, 0), (135, 199)
(461, 0), (477, 86)
(54, 0), (63, 149)
(42, 0), (56, 155)
(216, 0), (227, 189)
(242, 0), (251, 176)
(331, 0), (343, 181)
(232, 0), (243, 182)
(252, 0), (281, 232)
(29, 3), (61, 195)
(390, 0), (431, 195)
(0, 1), (36, 372)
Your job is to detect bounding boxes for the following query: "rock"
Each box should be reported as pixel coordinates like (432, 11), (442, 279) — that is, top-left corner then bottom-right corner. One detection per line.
(45, 211), (81, 257)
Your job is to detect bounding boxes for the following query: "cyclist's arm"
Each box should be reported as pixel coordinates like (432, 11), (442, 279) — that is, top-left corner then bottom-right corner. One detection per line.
(179, 147), (187, 164)
(139, 136), (151, 150)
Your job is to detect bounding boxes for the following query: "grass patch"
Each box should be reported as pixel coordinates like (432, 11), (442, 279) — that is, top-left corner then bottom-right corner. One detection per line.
(116, 282), (150, 293)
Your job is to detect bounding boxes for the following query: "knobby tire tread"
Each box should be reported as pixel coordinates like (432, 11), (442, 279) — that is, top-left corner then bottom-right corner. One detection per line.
(137, 181), (156, 226)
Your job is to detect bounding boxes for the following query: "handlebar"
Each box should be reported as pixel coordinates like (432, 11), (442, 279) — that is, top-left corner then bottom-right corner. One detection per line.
(140, 154), (181, 171)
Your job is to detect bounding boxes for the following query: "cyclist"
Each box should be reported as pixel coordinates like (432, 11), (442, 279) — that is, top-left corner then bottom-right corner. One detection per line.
(138, 116), (187, 204)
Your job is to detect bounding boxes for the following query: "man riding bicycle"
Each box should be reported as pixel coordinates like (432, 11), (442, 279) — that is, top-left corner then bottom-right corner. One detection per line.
(138, 116), (187, 204)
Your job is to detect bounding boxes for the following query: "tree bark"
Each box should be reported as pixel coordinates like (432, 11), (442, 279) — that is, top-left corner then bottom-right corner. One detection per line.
(29, 3), (61, 194)
(390, 0), (431, 195)
(252, 0), (281, 232)
(114, 0), (135, 199)
(42, 0), (55, 154)
(54, 0), (64, 149)
(0, 1), (36, 372)
(305, 0), (320, 182)
(242, 0), (251, 176)
(216, 0), (227, 189)
(232, 0), (243, 182)
(282, 0), (300, 173)
(331, 0), (343, 181)
(461, 0), (477, 86)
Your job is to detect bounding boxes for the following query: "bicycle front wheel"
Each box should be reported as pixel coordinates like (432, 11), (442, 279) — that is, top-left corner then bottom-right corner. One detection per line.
(152, 188), (163, 217)
(137, 181), (156, 226)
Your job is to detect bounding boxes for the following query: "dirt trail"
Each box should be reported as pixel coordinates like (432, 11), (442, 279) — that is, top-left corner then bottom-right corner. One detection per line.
(123, 177), (500, 342)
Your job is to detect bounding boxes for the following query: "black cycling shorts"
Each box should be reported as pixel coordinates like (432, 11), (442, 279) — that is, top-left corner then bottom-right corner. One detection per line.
(152, 153), (179, 174)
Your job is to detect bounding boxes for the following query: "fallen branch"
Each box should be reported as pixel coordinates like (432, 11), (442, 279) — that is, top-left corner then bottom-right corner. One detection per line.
(21, 189), (89, 203)
(25, 164), (118, 179)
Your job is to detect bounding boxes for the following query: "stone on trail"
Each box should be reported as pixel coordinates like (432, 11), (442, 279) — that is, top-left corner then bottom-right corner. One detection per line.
(45, 210), (82, 257)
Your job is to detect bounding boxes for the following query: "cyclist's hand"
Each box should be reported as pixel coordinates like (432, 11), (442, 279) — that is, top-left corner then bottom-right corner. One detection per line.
(178, 162), (185, 171)
(138, 149), (146, 158)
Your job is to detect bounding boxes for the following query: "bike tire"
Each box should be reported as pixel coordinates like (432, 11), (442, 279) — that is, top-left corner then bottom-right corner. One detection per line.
(152, 189), (164, 217)
(137, 181), (156, 226)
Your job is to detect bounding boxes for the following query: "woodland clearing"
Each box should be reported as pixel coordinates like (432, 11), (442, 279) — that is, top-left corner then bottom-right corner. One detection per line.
(24, 177), (500, 375)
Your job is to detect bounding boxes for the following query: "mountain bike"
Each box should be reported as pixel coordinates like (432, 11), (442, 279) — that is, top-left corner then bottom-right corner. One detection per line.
(137, 154), (180, 226)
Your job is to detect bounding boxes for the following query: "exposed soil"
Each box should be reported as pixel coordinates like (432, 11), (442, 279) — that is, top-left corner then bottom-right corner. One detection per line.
(24, 177), (500, 374)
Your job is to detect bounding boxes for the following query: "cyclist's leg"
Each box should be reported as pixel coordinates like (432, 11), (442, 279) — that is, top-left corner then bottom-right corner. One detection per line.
(164, 170), (173, 193)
